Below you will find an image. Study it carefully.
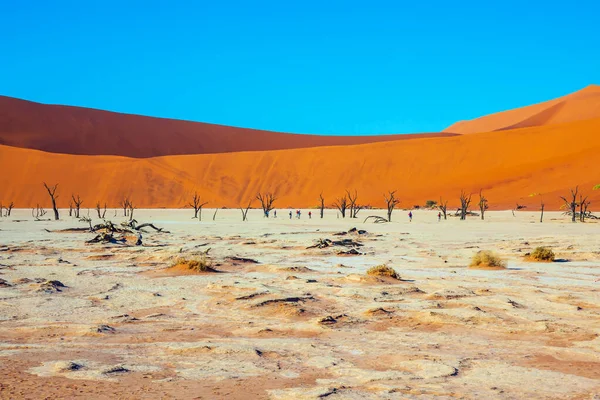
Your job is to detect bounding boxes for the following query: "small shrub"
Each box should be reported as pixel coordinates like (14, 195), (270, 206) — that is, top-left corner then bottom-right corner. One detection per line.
(367, 264), (399, 279)
(425, 200), (438, 208)
(470, 250), (506, 269)
(171, 256), (214, 272)
(529, 247), (555, 262)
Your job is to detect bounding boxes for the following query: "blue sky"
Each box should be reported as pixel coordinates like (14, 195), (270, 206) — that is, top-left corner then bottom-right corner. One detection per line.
(1, 1), (599, 134)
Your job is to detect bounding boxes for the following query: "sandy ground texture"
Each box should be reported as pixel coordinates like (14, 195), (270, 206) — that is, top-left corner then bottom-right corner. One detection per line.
(0, 209), (599, 399)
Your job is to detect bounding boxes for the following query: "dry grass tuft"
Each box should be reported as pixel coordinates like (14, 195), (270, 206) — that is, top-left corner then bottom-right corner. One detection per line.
(469, 250), (506, 270)
(366, 265), (400, 279)
(171, 255), (215, 272)
(529, 247), (555, 262)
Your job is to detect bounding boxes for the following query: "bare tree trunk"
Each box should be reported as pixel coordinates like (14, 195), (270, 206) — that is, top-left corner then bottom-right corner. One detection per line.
(439, 197), (448, 220)
(256, 192), (277, 218)
(43, 183), (60, 220)
(240, 201), (252, 221)
(71, 194), (82, 218)
(334, 195), (348, 218)
(459, 190), (472, 221)
(213, 208), (219, 221)
(478, 190), (488, 220)
(384, 191), (399, 222)
(346, 190), (362, 218)
(319, 193), (325, 219)
(560, 187), (579, 223)
(578, 194), (589, 222)
(189, 191), (208, 221)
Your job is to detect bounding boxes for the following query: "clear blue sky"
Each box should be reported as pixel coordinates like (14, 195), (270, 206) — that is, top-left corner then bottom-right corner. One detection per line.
(1, 1), (599, 134)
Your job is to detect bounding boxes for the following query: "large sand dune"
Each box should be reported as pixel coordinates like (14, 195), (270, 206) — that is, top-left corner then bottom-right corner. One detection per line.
(0, 96), (453, 158)
(445, 85), (600, 134)
(2, 117), (600, 210)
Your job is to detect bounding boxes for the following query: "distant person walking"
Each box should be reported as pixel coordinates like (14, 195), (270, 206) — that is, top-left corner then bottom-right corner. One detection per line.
(273, 210), (277, 218)
(438, 212), (441, 222)
(308, 211), (312, 219)
(289, 210), (292, 220)
(408, 211), (413, 222)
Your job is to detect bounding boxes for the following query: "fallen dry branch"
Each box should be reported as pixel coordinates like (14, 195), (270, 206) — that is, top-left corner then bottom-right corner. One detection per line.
(225, 256), (259, 264)
(253, 296), (314, 308)
(86, 232), (126, 245)
(364, 215), (388, 223)
(307, 238), (363, 249)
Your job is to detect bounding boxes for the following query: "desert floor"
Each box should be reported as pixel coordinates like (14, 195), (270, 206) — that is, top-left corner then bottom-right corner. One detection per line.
(0, 209), (599, 399)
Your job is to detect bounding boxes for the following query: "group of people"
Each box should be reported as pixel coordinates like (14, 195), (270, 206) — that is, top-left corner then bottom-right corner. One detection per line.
(285, 210), (312, 219)
(266, 209), (442, 222)
(408, 211), (443, 222)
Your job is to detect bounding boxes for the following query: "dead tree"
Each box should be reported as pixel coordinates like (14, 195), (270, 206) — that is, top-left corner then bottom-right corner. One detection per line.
(582, 199), (591, 221)
(240, 201), (252, 221)
(346, 189), (363, 218)
(478, 190), (488, 220)
(438, 197), (448, 220)
(560, 187), (579, 223)
(128, 200), (136, 221)
(512, 203), (527, 217)
(459, 190), (472, 220)
(189, 192), (209, 220)
(384, 191), (399, 222)
(69, 200), (73, 217)
(212, 208), (219, 221)
(579, 194), (590, 222)
(256, 192), (277, 217)
(71, 194), (83, 218)
(539, 195), (545, 223)
(32, 204), (47, 220)
(5, 202), (14, 217)
(319, 193), (325, 219)
(43, 183), (60, 220)
(333, 194), (348, 218)
(96, 202), (107, 219)
(120, 197), (131, 217)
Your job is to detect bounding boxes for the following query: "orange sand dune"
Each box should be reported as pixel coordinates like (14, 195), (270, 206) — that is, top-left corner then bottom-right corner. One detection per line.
(0, 96), (454, 158)
(445, 85), (600, 134)
(1, 118), (599, 211)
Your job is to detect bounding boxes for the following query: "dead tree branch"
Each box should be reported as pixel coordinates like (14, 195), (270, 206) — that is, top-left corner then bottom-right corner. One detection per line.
(478, 190), (488, 220)
(439, 197), (448, 220)
(319, 193), (325, 219)
(256, 192), (277, 217)
(459, 190), (472, 221)
(384, 190), (399, 222)
(560, 186), (579, 223)
(240, 201), (252, 221)
(43, 182), (60, 220)
(333, 194), (348, 218)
